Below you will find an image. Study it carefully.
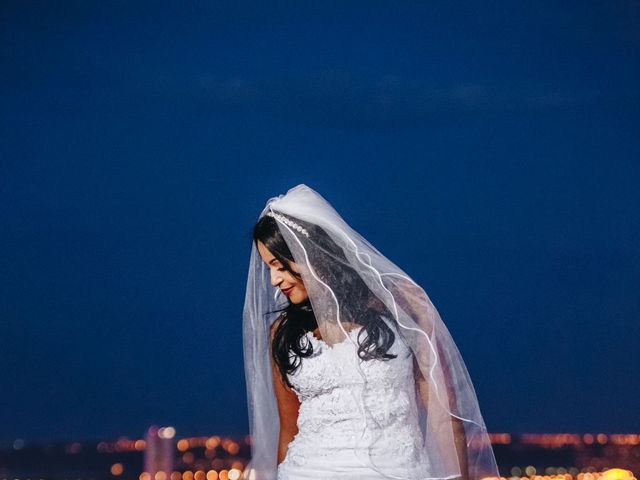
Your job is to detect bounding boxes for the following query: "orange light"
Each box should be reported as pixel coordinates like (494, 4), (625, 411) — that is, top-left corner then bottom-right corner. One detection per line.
(182, 452), (195, 464)
(206, 436), (221, 449)
(177, 439), (190, 451)
(183, 471), (194, 480)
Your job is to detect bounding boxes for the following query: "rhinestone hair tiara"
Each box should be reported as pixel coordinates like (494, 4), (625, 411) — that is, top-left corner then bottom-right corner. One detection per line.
(266, 210), (310, 237)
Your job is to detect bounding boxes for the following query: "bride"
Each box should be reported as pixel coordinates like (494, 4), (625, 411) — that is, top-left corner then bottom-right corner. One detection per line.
(241, 184), (499, 480)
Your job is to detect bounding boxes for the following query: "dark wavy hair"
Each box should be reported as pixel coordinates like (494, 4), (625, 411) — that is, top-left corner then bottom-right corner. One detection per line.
(252, 212), (397, 388)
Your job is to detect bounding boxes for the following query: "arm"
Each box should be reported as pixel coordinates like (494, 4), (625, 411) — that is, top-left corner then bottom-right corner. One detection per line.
(396, 275), (470, 480)
(269, 317), (301, 465)
(413, 354), (470, 480)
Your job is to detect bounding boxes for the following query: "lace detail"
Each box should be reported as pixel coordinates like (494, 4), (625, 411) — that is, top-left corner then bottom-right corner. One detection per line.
(277, 325), (432, 480)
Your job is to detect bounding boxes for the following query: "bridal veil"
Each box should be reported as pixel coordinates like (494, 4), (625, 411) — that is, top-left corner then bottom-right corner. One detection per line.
(241, 184), (499, 480)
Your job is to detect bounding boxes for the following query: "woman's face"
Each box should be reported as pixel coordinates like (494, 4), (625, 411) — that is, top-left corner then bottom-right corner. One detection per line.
(256, 240), (309, 304)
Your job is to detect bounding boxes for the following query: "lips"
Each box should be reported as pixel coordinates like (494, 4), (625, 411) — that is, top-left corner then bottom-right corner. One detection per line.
(281, 286), (294, 295)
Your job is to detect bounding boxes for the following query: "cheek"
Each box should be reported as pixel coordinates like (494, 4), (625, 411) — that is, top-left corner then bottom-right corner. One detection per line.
(288, 274), (304, 289)
(284, 272), (299, 284)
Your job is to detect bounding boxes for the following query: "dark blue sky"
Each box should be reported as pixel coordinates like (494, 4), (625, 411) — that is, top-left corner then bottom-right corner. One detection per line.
(1, 1), (638, 444)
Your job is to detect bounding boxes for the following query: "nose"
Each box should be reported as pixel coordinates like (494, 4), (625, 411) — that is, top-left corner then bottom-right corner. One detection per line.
(270, 268), (283, 288)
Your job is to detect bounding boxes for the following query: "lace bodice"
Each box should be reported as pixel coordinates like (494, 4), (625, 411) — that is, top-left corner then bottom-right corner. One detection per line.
(277, 325), (433, 480)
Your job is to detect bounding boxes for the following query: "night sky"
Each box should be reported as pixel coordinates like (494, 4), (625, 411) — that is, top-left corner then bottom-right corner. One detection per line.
(1, 1), (639, 445)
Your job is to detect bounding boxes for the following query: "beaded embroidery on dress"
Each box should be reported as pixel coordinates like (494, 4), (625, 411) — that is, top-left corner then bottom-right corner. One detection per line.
(277, 322), (433, 480)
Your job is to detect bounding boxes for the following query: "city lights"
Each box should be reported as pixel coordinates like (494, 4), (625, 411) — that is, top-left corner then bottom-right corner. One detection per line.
(0, 430), (637, 480)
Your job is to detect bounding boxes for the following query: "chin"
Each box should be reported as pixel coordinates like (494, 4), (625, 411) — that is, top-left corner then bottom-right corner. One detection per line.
(290, 294), (306, 305)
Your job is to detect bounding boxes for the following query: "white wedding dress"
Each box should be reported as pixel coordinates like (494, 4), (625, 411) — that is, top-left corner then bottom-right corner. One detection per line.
(277, 324), (433, 480)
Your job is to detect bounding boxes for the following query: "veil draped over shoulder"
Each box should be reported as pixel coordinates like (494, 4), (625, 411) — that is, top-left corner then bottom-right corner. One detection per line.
(241, 184), (499, 480)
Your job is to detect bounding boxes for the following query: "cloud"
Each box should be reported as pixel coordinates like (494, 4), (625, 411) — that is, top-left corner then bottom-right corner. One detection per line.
(3, 67), (638, 129)
(187, 71), (639, 127)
